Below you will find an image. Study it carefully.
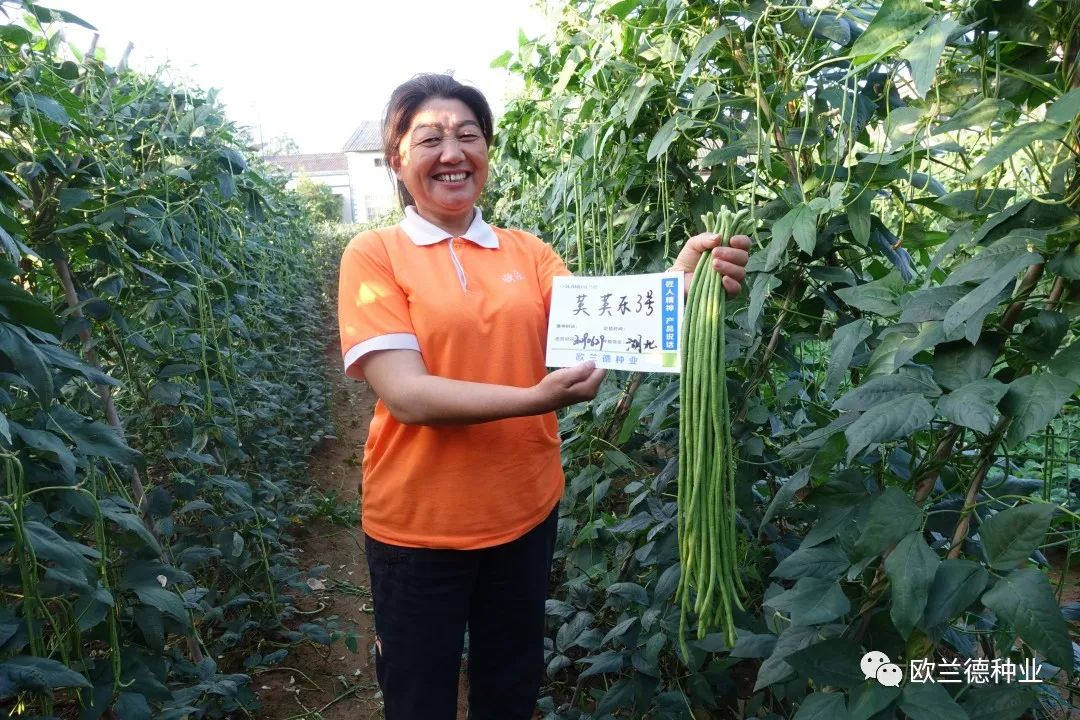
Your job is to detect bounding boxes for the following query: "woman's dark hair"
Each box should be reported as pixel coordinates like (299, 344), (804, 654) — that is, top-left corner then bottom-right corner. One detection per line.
(382, 73), (494, 208)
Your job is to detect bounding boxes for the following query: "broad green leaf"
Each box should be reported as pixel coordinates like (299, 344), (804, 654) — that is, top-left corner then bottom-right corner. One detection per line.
(932, 97), (1011, 136)
(787, 638), (865, 689)
(772, 541), (849, 581)
(0, 323), (53, 406)
(833, 373), (940, 411)
(593, 677), (636, 716)
(676, 27), (728, 90)
(23, 521), (95, 576)
(12, 424), (76, 479)
(960, 684), (1037, 720)
(767, 577), (851, 626)
(1048, 242), (1080, 279)
(884, 532), (939, 638)
(753, 624), (824, 691)
(894, 322), (947, 367)
(899, 17), (960, 97)
(979, 503), (1056, 570)
(933, 334), (1003, 390)
(1001, 373), (1079, 447)
(0, 655), (91, 694)
(761, 467), (809, 528)
(793, 692), (851, 720)
(844, 394), (935, 461)
(747, 273), (780, 329)
(1048, 340), (1080, 384)
(0, 279), (60, 333)
(606, 582), (648, 606)
(920, 559), (988, 634)
(965, 122), (1066, 181)
(936, 378), (1008, 434)
(1045, 87), (1080, 125)
(772, 202), (818, 257)
(942, 252), (1040, 339)
(848, 682), (901, 720)
(900, 681), (969, 720)
(898, 286), (969, 323)
(47, 406), (141, 466)
(950, 236), (1032, 287)
(113, 692), (152, 720)
(1018, 310), (1068, 363)
(835, 272), (905, 317)
(13, 92), (71, 125)
(981, 568), (1073, 671)
(624, 73), (659, 127)
(576, 649), (623, 680)
(646, 113), (681, 161)
(933, 189), (1016, 216)
(823, 319), (872, 398)
(847, 190), (871, 245)
(851, 487), (923, 560)
(849, 0), (933, 60)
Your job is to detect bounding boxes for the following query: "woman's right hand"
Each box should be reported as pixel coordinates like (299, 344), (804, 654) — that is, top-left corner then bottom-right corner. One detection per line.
(533, 362), (606, 412)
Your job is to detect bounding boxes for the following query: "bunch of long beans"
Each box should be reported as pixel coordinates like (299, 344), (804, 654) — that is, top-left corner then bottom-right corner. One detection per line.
(677, 207), (749, 653)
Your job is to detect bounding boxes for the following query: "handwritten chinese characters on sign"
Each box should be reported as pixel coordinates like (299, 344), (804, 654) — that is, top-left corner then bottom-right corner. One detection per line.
(546, 272), (684, 374)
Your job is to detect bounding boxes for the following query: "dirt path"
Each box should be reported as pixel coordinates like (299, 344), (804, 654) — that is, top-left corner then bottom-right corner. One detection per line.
(255, 338), (382, 719)
(257, 339), (470, 720)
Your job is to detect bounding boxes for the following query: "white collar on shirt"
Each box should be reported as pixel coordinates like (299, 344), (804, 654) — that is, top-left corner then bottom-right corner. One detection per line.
(398, 206), (499, 248)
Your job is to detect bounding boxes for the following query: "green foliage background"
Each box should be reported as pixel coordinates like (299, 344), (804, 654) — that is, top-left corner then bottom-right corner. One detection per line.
(0, 3), (348, 717)
(488, 0), (1080, 717)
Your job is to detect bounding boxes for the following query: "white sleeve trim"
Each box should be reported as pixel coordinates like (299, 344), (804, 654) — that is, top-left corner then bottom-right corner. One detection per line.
(343, 333), (420, 378)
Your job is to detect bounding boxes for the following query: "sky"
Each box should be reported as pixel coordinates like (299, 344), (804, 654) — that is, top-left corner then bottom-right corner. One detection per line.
(52, 1), (553, 154)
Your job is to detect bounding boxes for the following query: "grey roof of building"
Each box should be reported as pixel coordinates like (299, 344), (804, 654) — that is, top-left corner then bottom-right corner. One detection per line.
(264, 153), (347, 173)
(343, 120), (383, 152)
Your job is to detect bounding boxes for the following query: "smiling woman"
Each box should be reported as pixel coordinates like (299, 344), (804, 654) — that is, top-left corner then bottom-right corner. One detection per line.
(335, 73), (749, 720)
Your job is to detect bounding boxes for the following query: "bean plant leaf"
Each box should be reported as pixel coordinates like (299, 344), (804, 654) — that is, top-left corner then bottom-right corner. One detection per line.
(773, 203), (819, 257)
(753, 624), (824, 691)
(920, 559), (989, 635)
(844, 394), (935, 461)
(851, 487), (923, 561)
(979, 503), (1056, 570)
(884, 532), (939, 638)
(899, 681), (969, 720)
(932, 97), (1012, 136)
(1045, 87), (1080, 124)
(793, 692), (851, 720)
(1048, 340), (1080, 384)
(624, 73), (659, 127)
(899, 17), (960, 97)
(786, 638), (865, 689)
(676, 27), (728, 90)
(576, 649), (624, 680)
(1000, 373), (1079, 447)
(773, 541), (850, 581)
(981, 568), (1073, 671)
(933, 335), (1003, 390)
(833, 373), (940, 411)
(942, 252), (1040, 339)
(0, 655), (91, 696)
(959, 684), (1038, 720)
(848, 682), (901, 720)
(835, 272), (905, 317)
(0, 323), (53, 406)
(767, 577), (851, 626)
(849, 0), (933, 60)
(965, 123), (1066, 182)
(824, 319), (872, 398)
(936, 378), (1008, 434)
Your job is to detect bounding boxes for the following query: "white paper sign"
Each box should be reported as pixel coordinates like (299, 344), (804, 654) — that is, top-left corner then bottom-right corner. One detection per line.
(545, 272), (684, 374)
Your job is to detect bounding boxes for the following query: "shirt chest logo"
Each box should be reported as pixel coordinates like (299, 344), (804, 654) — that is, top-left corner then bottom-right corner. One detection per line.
(501, 271), (525, 283)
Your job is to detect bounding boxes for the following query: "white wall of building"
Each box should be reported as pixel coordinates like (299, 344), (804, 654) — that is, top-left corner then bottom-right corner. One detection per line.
(346, 151), (397, 222)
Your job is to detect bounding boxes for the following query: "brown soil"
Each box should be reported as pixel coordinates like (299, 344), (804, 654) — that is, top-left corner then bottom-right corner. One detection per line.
(255, 339), (471, 720)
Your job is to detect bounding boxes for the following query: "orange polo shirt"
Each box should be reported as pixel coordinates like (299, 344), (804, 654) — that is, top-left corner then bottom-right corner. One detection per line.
(337, 207), (570, 549)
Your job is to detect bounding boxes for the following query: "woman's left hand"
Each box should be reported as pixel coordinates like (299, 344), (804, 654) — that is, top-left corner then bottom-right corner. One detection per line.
(671, 233), (752, 298)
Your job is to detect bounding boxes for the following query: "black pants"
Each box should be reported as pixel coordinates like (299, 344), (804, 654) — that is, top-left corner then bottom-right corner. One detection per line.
(364, 507), (558, 720)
